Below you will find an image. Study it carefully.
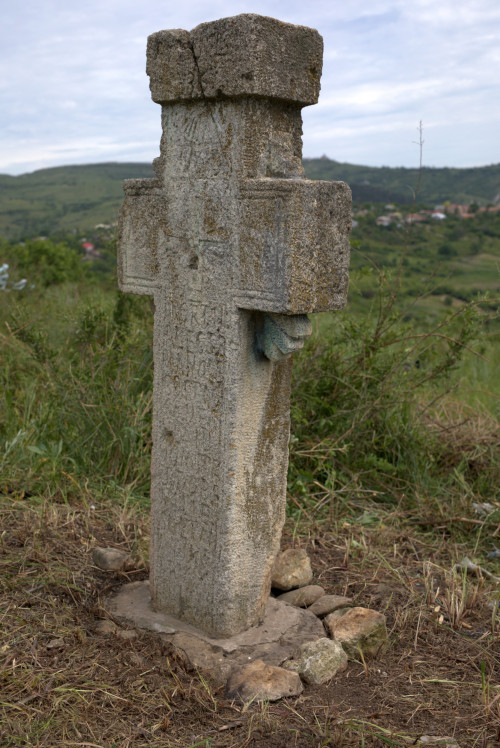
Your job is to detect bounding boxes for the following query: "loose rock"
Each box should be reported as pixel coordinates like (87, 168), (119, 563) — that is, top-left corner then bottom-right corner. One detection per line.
(271, 549), (313, 591)
(455, 556), (500, 583)
(226, 658), (303, 702)
(92, 547), (135, 572)
(277, 585), (325, 607)
(284, 637), (347, 684)
(308, 594), (352, 618)
(326, 607), (388, 660)
(94, 619), (117, 635)
(323, 607), (350, 622)
(115, 628), (139, 641)
(172, 632), (233, 682)
(46, 638), (65, 651)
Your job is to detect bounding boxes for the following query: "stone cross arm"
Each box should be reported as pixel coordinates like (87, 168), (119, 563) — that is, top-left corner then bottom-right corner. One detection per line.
(119, 176), (351, 315)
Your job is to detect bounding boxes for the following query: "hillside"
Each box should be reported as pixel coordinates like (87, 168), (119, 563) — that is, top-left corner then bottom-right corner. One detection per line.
(0, 163), (154, 240)
(304, 158), (500, 206)
(0, 160), (499, 240)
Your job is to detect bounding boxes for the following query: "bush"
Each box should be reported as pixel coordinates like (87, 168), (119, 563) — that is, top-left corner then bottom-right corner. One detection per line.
(288, 264), (486, 515)
(438, 243), (458, 257)
(0, 287), (153, 498)
(5, 239), (82, 287)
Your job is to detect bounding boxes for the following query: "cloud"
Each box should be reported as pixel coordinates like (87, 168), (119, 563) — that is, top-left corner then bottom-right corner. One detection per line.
(1, 0), (499, 174)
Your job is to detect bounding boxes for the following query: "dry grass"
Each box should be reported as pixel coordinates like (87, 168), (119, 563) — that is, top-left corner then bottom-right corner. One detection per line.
(428, 401), (500, 476)
(1, 489), (499, 748)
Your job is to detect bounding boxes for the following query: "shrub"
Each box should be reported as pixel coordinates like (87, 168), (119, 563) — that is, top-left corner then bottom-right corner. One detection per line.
(288, 261), (486, 515)
(5, 239), (82, 287)
(0, 287), (153, 498)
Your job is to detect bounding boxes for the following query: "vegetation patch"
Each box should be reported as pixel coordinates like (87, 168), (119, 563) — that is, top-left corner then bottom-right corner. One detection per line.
(0, 493), (498, 746)
(0, 185), (499, 744)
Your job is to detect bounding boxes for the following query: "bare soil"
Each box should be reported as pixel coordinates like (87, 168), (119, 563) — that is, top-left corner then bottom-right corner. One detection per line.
(1, 493), (499, 747)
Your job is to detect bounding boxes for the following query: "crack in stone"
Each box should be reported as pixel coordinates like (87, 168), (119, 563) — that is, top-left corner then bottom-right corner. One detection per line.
(188, 37), (206, 100)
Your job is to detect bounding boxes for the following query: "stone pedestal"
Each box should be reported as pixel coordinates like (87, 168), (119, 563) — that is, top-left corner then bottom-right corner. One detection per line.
(107, 581), (324, 683)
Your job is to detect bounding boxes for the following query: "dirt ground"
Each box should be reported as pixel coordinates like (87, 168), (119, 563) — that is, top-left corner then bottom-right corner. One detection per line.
(1, 493), (499, 747)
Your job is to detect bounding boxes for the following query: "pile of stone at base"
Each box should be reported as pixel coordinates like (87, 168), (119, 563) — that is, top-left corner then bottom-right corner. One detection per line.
(225, 547), (388, 702)
(99, 546), (389, 703)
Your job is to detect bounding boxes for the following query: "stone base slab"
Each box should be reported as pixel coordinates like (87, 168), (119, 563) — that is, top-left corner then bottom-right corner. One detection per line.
(106, 580), (324, 682)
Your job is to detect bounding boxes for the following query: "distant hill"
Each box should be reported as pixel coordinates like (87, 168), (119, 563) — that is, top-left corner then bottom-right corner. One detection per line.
(0, 163), (154, 240)
(0, 160), (499, 241)
(303, 158), (500, 206)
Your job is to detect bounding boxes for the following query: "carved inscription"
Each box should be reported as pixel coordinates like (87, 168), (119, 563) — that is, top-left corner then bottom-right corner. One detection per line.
(150, 294), (228, 618)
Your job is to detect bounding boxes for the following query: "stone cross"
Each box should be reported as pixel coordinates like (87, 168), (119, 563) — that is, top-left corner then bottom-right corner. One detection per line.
(118, 14), (351, 638)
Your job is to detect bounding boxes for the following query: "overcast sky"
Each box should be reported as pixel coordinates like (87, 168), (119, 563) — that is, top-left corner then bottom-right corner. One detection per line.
(1, 0), (499, 175)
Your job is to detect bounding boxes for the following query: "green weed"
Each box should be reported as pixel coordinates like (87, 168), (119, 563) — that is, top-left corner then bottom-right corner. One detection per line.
(0, 285), (153, 501)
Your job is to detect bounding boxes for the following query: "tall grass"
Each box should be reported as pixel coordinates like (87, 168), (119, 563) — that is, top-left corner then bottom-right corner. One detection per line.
(0, 285), (153, 500)
(0, 262), (498, 551)
(289, 260), (499, 532)
(455, 337), (500, 416)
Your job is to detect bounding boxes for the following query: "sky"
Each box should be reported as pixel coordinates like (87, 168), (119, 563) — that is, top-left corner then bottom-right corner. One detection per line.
(1, 0), (499, 176)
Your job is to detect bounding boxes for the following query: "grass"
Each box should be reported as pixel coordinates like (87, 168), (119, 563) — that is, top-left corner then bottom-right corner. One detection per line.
(0, 285), (153, 501)
(455, 343), (500, 415)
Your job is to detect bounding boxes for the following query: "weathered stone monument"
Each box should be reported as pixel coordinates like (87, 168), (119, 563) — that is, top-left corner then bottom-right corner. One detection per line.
(115, 14), (351, 640)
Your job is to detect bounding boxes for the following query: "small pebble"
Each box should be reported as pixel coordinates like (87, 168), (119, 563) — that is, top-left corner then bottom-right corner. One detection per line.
(92, 546), (135, 572)
(277, 585), (325, 607)
(129, 652), (151, 668)
(271, 549), (313, 591)
(46, 638), (65, 651)
(94, 620), (117, 635)
(116, 628), (139, 641)
(308, 594), (353, 618)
